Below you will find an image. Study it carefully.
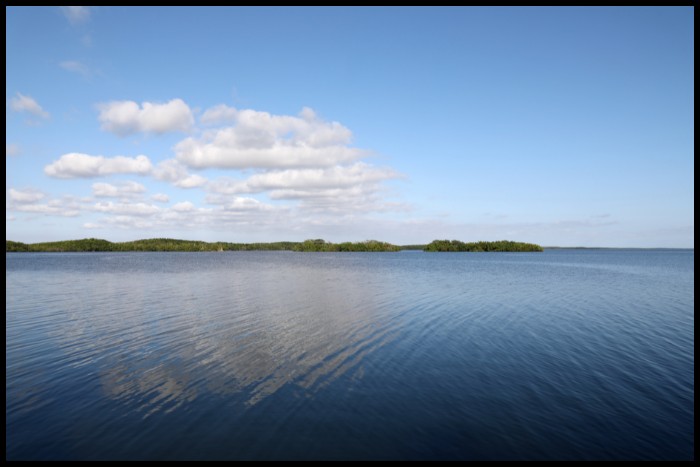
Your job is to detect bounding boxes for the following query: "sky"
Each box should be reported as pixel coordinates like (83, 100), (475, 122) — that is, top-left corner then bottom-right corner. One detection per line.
(6, 7), (694, 247)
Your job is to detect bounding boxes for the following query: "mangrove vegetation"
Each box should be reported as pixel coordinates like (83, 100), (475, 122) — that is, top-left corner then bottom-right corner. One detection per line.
(293, 239), (401, 252)
(6, 238), (400, 253)
(423, 239), (544, 252)
(6, 238), (543, 253)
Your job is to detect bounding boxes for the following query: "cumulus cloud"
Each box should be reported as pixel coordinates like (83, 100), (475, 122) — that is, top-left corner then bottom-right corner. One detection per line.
(176, 107), (363, 169)
(205, 195), (272, 210)
(153, 159), (207, 188)
(8, 188), (46, 203)
(6, 194), (84, 217)
(212, 163), (400, 195)
(172, 201), (195, 212)
(61, 6), (91, 24)
(60, 60), (92, 78)
(23, 101), (407, 232)
(98, 99), (194, 136)
(93, 201), (161, 216)
(200, 104), (238, 125)
(176, 174), (208, 188)
(10, 204), (81, 217)
(10, 92), (50, 119)
(44, 153), (153, 178)
(206, 162), (403, 215)
(92, 181), (147, 198)
(268, 185), (377, 201)
(95, 196), (284, 232)
(6, 143), (20, 157)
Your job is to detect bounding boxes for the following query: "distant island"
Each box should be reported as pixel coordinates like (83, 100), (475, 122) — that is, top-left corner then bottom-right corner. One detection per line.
(423, 239), (544, 252)
(6, 238), (543, 253)
(5, 238), (401, 252)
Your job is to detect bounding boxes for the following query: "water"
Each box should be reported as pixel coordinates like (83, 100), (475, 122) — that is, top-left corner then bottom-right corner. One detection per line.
(6, 250), (694, 460)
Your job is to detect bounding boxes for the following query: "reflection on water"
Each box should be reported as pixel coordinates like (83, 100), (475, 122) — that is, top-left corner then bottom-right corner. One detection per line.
(6, 250), (695, 460)
(27, 253), (402, 412)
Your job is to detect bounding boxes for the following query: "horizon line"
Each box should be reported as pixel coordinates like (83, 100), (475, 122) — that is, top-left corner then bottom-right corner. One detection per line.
(5, 238), (694, 250)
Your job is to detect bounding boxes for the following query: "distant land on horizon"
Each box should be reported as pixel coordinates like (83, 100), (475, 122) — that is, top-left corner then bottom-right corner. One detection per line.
(7, 238), (545, 253)
(542, 246), (694, 250)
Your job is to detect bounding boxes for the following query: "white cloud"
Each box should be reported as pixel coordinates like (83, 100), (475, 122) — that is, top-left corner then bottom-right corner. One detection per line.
(172, 201), (195, 212)
(45, 153), (153, 178)
(176, 174), (208, 188)
(98, 99), (194, 136)
(102, 215), (157, 230)
(200, 104), (238, 125)
(60, 60), (92, 78)
(96, 197), (284, 232)
(153, 159), (207, 188)
(206, 162), (403, 215)
(8, 188), (46, 203)
(6, 194), (83, 217)
(17, 101), (408, 234)
(268, 185), (375, 201)
(10, 92), (50, 119)
(217, 196), (272, 211)
(214, 163), (400, 195)
(10, 204), (81, 217)
(61, 6), (90, 25)
(92, 181), (147, 198)
(93, 201), (161, 216)
(152, 159), (186, 182)
(175, 107), (363, 169)
(6, 143), (20, 157)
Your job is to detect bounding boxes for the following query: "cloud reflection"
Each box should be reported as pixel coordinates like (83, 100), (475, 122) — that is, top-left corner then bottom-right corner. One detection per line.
(47, 254), (402, 414)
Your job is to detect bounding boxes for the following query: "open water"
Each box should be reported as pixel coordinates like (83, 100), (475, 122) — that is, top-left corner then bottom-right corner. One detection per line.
(6, 249), (694, 460)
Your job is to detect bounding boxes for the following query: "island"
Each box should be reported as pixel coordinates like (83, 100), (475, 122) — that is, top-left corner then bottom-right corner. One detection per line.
(423, 239), (544, 252)
(5, 238), (400, 252)
(6, 238), (543, 253)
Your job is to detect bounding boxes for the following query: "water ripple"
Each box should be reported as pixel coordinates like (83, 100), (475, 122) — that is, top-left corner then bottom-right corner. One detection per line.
(6, 250), (694, 460)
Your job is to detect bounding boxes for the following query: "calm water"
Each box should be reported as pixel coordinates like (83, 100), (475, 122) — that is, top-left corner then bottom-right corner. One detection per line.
(6, 250), (694, 460)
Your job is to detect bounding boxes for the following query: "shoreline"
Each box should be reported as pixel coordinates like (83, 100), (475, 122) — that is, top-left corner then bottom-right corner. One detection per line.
(6, 238), (545, 253)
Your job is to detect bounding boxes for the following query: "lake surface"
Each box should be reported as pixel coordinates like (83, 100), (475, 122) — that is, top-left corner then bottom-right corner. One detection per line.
(6, 250), (694, 460)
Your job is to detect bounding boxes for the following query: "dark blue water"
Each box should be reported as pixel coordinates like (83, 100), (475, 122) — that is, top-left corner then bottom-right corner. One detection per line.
(6, 250), (694, 460)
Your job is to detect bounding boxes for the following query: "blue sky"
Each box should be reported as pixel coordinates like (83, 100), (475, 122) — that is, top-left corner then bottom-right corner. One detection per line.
(6, 7), (694, 247)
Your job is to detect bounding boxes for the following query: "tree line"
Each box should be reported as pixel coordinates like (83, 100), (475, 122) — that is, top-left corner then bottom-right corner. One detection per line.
(6, 238), (293, 252)
(6, 238), (543, 252)
(293, 239), (401, 252)
(423, 239), (544, 252)
(5, 238), (400, 252)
